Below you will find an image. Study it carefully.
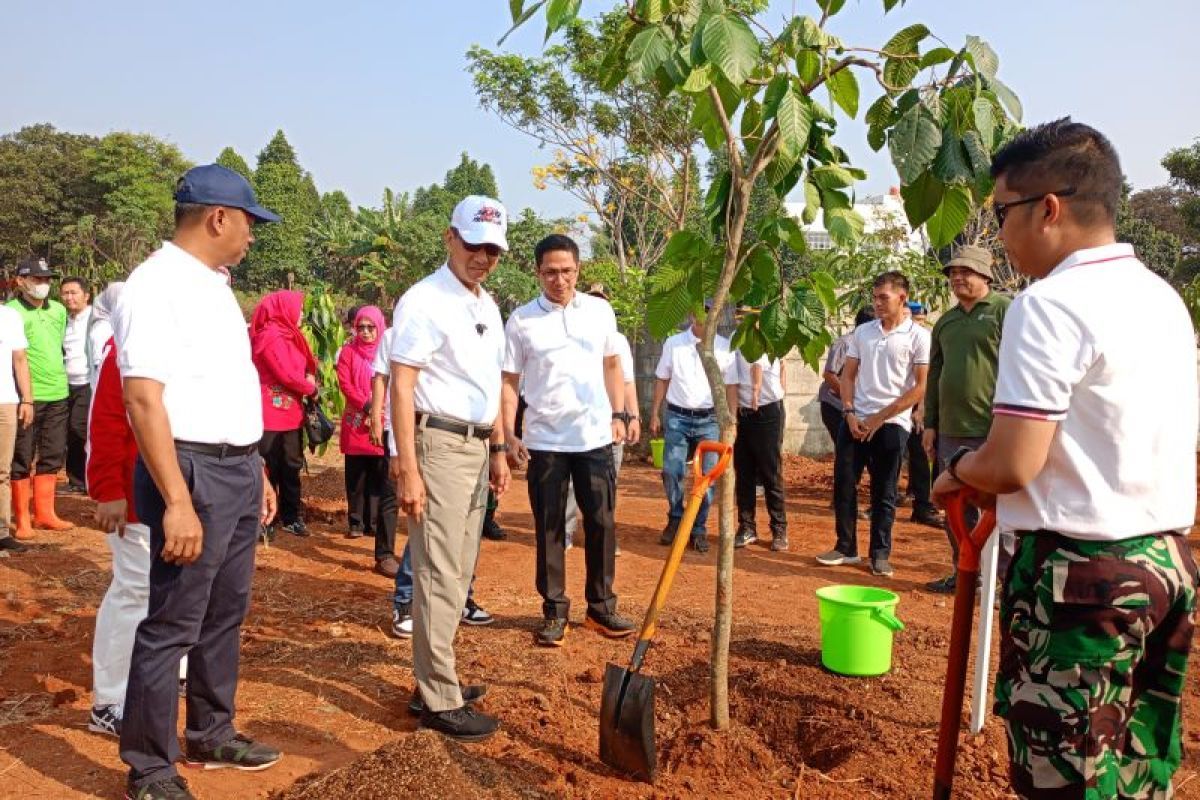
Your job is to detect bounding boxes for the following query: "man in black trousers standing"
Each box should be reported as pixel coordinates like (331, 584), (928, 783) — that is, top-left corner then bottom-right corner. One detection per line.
(113, 164), (281, 800)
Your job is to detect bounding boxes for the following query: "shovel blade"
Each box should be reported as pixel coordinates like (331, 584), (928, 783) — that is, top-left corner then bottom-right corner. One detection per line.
(599, 661), (656, 782)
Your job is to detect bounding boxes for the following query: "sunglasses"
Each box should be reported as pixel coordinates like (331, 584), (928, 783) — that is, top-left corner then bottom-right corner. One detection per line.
(994, 187), (1076, 227)
(356, 324), (377, 332)
(454, 229), (502, 258)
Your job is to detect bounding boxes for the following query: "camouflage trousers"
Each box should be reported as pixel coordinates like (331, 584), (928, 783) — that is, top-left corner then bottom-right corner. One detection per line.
(995, 531), (1199, 799)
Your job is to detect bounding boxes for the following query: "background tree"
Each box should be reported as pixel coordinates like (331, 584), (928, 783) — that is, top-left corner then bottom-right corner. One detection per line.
(245, 130), (320, 289)
(215, 146), (254, 182)
(512, 0), (1021, 729)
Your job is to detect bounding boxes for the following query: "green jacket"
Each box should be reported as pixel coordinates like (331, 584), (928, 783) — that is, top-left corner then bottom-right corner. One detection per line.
(924, 292), (1010, 438)
(7, 296), (67, 402)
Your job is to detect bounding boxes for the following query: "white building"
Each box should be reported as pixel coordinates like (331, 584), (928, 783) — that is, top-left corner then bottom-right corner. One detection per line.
(784, 187), (928, 253)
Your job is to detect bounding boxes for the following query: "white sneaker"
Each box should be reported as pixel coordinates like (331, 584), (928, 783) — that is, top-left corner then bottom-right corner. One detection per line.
(391, 605), (413, 639)
(461, 600), (495, 626)
(88, 705), (122, 737)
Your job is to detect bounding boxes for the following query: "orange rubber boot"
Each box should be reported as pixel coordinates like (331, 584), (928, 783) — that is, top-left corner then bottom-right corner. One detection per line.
(33, 474), (73, 531)
(11, 478), (33, 540)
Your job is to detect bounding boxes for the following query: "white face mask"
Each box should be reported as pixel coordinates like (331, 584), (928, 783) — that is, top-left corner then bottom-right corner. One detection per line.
(27, 283), (50, 301)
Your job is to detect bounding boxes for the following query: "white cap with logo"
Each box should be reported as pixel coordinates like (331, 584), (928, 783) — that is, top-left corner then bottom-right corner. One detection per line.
(450, 195), (509, 251)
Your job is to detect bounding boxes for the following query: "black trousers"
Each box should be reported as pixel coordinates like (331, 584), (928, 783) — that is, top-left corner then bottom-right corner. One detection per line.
(905, 429), (937, 512)
(820, 400), (842, 444)
(12, 397), (68, 480)
(528, 446), (617, 620)
(344, 454), (396, 559)
(344, 460), (371, 533)
(833, 422), (908, 560)
(733, 400), (787, 536)
(65, 383), (91, 486)
(120, 450), (262, 788)
(259, 429), (303, 525)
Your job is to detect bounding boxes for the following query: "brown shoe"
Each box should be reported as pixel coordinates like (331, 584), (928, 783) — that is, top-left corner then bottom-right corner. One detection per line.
(374, 556), (400, 578)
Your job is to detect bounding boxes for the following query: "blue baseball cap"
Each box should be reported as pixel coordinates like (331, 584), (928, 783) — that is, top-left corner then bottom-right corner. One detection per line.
(174, 164), (280, 223)
(907, 301), (927, 315)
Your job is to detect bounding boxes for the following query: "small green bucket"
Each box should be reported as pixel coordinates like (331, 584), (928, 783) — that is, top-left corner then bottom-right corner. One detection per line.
(650, 438), (665, 470)
(815, 585), (905, 676)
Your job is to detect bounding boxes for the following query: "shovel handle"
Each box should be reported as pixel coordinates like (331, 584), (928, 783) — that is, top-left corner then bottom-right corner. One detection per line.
(944, 491), (997, 573)
(630, 440), (732, 672)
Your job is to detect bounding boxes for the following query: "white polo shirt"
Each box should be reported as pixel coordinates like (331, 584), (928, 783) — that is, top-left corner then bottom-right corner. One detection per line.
(113, 242), (263, 446)
(846, 317), (931, 432)
(736, 352), (784, 407)
(63, 306), (92, 387)
(615, 332), (634, 384)
(370, 328), (400, 455)
(655, 329), (739, 410)
(0, 306), (28, 404)
(389, 263), (504, 426)
(992, 243), (1197, 540)
(503, 292), (621, 452)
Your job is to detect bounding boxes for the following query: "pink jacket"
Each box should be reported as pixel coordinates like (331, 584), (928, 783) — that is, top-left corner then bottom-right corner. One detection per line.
(250, 291), (318, 432)
(337, 306), (386, 456)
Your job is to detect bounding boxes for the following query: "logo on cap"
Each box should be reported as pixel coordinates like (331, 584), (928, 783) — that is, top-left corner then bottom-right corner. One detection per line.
(473, 206), (504, 225)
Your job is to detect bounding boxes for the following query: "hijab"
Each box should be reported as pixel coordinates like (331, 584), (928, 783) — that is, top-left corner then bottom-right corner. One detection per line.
(250, 290), (317, 372)
(345, 305), (386, 393)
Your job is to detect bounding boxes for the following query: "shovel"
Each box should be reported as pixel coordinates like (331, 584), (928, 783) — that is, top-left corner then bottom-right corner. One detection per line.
(599, 440), (733, 782)
(932, 491), (997, 800)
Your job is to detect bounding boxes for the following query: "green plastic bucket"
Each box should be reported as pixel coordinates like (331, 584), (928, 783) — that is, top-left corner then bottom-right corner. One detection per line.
(650, 438), (665, 469)
(815, 585), (905, 676)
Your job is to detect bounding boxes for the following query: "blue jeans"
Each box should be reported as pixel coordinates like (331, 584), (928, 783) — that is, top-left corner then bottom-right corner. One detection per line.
(393, 542), (475, 609)
(662, 409), (720, 537)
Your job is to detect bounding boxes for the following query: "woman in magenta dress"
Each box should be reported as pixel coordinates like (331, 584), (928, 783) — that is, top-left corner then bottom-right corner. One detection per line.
(336, 306), (398, 576)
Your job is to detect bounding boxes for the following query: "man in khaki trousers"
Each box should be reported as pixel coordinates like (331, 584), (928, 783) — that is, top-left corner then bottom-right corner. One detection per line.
(0, 301), (34, 553)
(388, 195), (511, 742)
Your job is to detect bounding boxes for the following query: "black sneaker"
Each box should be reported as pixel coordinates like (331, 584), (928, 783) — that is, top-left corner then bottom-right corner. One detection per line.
(658, 518), (680, 545)
(183, 733), (281, 771)
(88, 704), (122, 737)
(584, 611), (636, 638)
(279, 520), (309, 537)
(733, 530), (757, 548)
(911, 508), (944, 528)
(770, 534), (789, 552)
(346, 525), (364, 540)
(536, 618), (569, 647)
(420, 704), (499, 742)
(691, 535), (709, 554)
(0, 537), (28, 553)
(126, 776), (194, 800)
(870, 558), (895, 577)
(392, 603), (413, 639)
(481, 518), (507, 541)
(461, 599), (494, 626)
(926, 574), (957, 594)
(816, 549), (860, 566)
(57, 482), (87, 496)
(408, 684), (488, 715)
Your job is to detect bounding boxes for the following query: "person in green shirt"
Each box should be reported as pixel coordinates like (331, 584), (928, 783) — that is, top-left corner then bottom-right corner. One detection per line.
(920, 245), (1010, 593)
(7, 258), (73, 536)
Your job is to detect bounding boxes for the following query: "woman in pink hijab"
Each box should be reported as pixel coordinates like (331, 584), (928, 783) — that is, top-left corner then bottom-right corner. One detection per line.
(336, 306), (398, 576)
(250, 290), (318, 537)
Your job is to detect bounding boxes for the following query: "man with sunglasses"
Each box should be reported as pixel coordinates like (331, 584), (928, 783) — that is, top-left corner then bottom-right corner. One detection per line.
(932, 119), (1198, 798)
(387, 195), (510, 742)
(501, 234), (635, 648)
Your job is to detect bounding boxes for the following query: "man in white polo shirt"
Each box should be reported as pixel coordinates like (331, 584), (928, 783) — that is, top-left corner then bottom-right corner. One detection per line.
(649, 307), (739, 553)
(733, 349), (788, 551)
(818, 271), (930, 577)
(114, 165), (282, 800)
(389, 195), (510, 743)
(502, 235), (635, 648)
(933, 119), (1198, 798)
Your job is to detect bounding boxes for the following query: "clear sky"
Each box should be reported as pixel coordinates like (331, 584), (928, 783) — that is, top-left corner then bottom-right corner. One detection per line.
(4, 1), (1197, 218)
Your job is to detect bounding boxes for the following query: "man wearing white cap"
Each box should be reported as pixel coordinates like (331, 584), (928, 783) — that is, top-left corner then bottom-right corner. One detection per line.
(388, 195), (511, 742)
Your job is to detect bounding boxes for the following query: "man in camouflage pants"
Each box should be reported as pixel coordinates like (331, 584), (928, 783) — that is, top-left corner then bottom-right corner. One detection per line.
(933, 118), (1199, 799)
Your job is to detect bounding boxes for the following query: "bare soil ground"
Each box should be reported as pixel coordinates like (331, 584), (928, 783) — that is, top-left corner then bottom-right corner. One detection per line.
(1, 452), (1198, 799)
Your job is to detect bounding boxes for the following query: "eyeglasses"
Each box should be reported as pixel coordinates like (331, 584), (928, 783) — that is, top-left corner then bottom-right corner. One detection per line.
(539, 268), (577, 280)
(994, 187), (1076, 227)
(356, 324), (376, 332)
(453, 229), (502, 258)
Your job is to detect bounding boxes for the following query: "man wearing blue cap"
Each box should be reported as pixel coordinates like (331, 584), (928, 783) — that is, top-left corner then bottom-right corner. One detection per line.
(112, 164), (282, 800)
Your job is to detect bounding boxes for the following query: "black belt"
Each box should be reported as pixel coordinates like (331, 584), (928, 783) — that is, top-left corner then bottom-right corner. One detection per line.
(667, 403), (715, 418)
(174, 440), (259, 458)
(739, 399), (783, 415)
(416, 413), (493, 440)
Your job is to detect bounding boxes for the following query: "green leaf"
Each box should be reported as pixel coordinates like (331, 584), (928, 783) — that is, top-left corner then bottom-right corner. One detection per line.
(925, 184), (972, 248)
(740, 99), (763, 139)
(705, 169), (732, 225)
(816, 0), (847, 17)
(810, 270), (838, 311)
(972, 96), (995, 150)
(733, 317), (768, 363)
(776, 215), (809, 252)
(932, 131), (972, 184)
(900, 171), (945, 228)
(811, 163), (858, 189)
(662, 229), (707, 265)
(498, 0), (546, 45)
(761, 290), (791, 342)
(637, 0), (668, 23)
(797, 16), (826, 48)
(690, 90), (725, 150)
(961, 130), (991, 177)
(795, 50), (821, 84)
(989, 77), (1023, 123)
(745, 245), (778, 286)
(509, 0), (525, 22)
(964, 35), (999, 79)
(884, 23), (929, 55)
(682, 63), (714, 92)
(775, 86), (813, 160)
(883, 56), (920, 92)
(702, 13), (760, 86)
(867, 125), (887, 152)
(647, 267), (696, 340)
(827, 66), (859, 118)
(825, 206), (864, 248)
(626, 26), (673, 83)
(865, 94), (895, 128)
(919, 47), (957, 69)
(889, 105), (942, 183)
(803, 179), (821, 224)
(544, 0), (581, 42)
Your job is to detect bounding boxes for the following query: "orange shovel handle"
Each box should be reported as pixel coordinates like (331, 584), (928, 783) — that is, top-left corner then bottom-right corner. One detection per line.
(943, 492), (997, 573)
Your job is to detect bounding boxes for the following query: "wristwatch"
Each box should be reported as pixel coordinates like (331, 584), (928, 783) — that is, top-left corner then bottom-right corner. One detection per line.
(489, 443), (509, 454)
(842, 407), (856, 417)
(612, 411), (631, 424)
(947, 446), (973, 482)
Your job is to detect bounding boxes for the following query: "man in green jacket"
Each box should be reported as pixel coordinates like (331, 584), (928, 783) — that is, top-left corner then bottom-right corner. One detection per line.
(7, 258), (73, 536)
(921, 245), (1010, 593)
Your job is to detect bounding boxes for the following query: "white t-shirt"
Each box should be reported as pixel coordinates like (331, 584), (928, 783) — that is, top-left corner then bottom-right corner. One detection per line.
(63, 306), (92, 386)
(113, 242), (263, 446)
(736, 352), (784, 407)
(615, 332), (634, 384)
(389, 263), (504, 426)
(845, 317), (931, 432)
(87, 319), (113, 389)
(992, 243), (1197, 540)
(655, 329), (739, 410)
(503, 292), (621, 452)
(371, 328), (399, 455)
(0, 306), (29, 404)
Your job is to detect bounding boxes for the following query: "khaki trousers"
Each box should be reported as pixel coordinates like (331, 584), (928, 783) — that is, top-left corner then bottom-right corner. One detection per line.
(0, 404), (16, 538)
(410, 425), (488, 712)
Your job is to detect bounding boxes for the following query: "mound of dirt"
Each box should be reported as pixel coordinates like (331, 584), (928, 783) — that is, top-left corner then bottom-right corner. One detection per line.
(272, 730), (552, 800)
